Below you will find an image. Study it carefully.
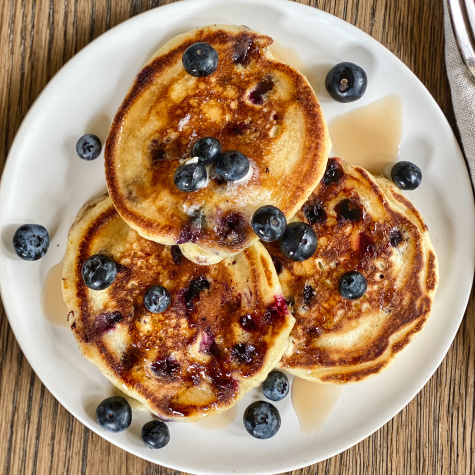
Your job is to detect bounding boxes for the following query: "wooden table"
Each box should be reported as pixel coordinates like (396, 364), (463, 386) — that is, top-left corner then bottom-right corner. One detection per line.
(1, 0), (473, 473)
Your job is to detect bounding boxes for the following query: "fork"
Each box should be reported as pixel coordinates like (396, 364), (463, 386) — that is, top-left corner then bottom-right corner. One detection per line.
(448, 0), (475, 80)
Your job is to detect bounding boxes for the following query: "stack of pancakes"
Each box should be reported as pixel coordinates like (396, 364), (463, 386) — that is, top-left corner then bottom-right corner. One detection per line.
(62, 25), (438, 421)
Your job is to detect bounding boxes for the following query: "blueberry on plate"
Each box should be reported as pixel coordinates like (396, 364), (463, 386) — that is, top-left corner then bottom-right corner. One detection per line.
(391, 161), (422, 190)
(338, 271), (367, 300)
(215, 150), (250, 182)
(182, 42), (219, 77)
(144, 285), (171, 314)
(12, 224), (49, 261)
(96, 396), (132, 433)
(192, 137), (222, 165)
(76, 134), (102, 160)
(279, 222), (317, 262)
(251, 205), (287, 242)
(174, 162), (208, 192)
(325, 62), (367, 103)
(142, 420), (170, 449)
(243, 401), (281, 439)
(262, 371), (289, 402)
(81, 254), (117, 290)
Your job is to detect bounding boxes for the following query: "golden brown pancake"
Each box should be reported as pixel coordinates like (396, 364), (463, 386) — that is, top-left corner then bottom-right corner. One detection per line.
(105, 24), (330, 263)
(62, 195), (294, 420)
(264, 157), (438, 383)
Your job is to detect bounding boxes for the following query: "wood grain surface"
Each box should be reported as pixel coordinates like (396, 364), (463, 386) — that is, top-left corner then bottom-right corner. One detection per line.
(0, 0), (473, 474)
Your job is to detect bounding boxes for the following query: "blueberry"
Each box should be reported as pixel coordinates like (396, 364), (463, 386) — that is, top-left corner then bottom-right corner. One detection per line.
(76, 134), (102, 160)
(243, 401), (281, 439)
(251, 205), (287, 242)
(12, 224), (49, 261)
(391, 161), (422, 190)
(192, 137), (222, 165)
(338, 271), (367, 300)
(174, 162), (208, 192)
(141, 420), (170, 449)
(144, 285), (171, 314)
(325, 62), (367, 103)
(215, 150), (250, 182)
(182, 42), (218, 77)
(279, 222), (317, 262)
(96, 396), (132, 433)
(81, 254), (117, 290)
(261, 371), (289, 402)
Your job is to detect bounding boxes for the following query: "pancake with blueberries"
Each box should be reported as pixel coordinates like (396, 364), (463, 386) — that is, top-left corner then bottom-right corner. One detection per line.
(264, 157), (438, 383)
(62, 195), (295, 421)
(105, 24), (330, 264)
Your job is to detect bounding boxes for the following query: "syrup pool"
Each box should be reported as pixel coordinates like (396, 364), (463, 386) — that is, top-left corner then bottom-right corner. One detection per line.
(292, 377), (343, 434)
(329, 94), (403, 175)
(42, 260), (69, 328)
(195, 404), (238, 430)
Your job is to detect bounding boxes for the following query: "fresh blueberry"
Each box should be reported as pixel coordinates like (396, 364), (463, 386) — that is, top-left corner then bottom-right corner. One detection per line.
(81, 254), (117, 290)
(391, 161), (422, 190)
(325, 62), (367, 103)
(141, 420), (170, 449)
(96, 396), (132, 433)
(192, 137), (222, 165)
(12, 224), (49, 261)
(338, 271), (367, 300)
(261, 371), (289, 402)
(144, 285), (171, 314)
(215, 150), (250, 182)
(76, 134), (102, 160)
(174, 162), (208, 192)
(243, 401), (281, 439)
(251, 205), (287, 242)
(279, 222), (317, 262)
(182, 42), (219, 77)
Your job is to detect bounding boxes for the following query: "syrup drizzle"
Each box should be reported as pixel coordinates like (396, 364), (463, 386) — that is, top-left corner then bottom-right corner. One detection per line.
(42, 261), (69, 328)
(291, 377), (343, 434)
(329, 94), (403, 175)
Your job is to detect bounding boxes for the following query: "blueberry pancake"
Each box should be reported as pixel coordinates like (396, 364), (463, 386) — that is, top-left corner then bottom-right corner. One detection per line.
(105, 24), (330, 264)
(265, 157), (438, 383)
(62, 195), (294, 421)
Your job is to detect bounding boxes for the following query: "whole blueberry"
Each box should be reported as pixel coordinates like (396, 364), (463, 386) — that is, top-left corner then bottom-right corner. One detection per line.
(338, 271), (367, 300)
(76, 134), (102, 160)
(13, 224), (49, 261)
(141, 420), (170, 449)
(192, 137), (222, 165)
(215, 150), (250, 182)
(279, 222), (317, 262)
(182, 42), (219, 77)
(144, 285), (171, 314)
(391, 161), (422, 190)
(261, 371), (289, 402)
(81, 254), (117, 290)
(325, 62), (367, 103)
(243, 401), (281, 439)
(174, 162), (208, 192)
(251, 205), (287, 242)
(96, 396), (132, 433)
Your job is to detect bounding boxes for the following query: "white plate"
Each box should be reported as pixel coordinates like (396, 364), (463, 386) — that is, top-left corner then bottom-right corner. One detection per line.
(0, 0), (474, 473)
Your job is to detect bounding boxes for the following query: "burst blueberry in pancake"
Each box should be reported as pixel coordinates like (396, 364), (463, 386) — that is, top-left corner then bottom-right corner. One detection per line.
(264, 157), (438, 383)
(105, 24), (330, 264)
(62, 195), (294, 421)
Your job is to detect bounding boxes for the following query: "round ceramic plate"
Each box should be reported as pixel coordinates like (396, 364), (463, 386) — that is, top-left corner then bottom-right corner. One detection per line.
(0, 0), (473, 473)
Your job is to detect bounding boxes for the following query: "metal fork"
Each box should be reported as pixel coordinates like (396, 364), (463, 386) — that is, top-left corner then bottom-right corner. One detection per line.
(448, 0), (475, 80)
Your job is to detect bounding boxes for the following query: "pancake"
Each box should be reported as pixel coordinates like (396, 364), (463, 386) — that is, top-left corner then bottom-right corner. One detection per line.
(264, 157), (438, 383)
(105, 24), (330, 264)
(62, 195), (294, 421)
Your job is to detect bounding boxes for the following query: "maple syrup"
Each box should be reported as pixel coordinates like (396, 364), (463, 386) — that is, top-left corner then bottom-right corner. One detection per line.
(329, 94), (403, 175)
(41, 261), (69, 328)
(195, 404), (238, 430)
(291, 377), (342, 434)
